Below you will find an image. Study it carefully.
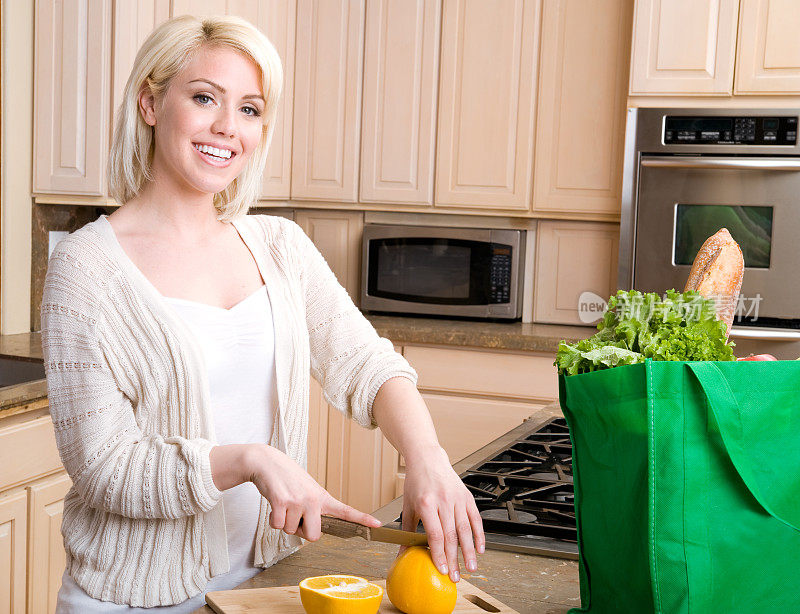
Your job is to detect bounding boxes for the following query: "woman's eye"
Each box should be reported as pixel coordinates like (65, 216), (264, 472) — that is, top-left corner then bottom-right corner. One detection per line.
(242, 106), (261, 117)
(193, 94), (213, 105)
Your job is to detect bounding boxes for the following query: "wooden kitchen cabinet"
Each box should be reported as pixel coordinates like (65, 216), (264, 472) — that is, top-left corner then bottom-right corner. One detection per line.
(533, 0), (633, 216)
(359, 0), (440, 206)
(0, 490), (27, 614)
(434, 0), (540, 211)
(33, 0), (111, 196)
(27, 473), (71, 614)
(294, 210), (364, 301)
(291, 0), (365, 202)
(735, 0), (800, 94)
(0, 409), (70, 614)
(629, 0), (740, 95)
(170, 0), (297, 199)
(534, 220), (619, 325)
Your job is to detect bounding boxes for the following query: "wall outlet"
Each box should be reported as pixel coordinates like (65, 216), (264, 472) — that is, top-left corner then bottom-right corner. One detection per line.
(48, 231), (69, 258)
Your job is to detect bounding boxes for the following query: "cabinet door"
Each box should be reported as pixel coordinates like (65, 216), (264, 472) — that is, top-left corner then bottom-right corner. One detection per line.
(435, 0), (540, 210)
(533, 0), (633, 216)
(34, 0), (111, 195)
(27, 473), (72, 614)
(0, 490), (27, 614)
(629, 0), (739, 95)
(360, 0), (440, 205)
(170, 1), (297, 198)
(735, 0), (800, 94)
(422, 394), (544, 464)
(111, 1), (170, 136)
(292, 0), (365, 202)
(307, 378), (329, 487)
(534, 220), (619, 325)
(294, 210), (364, 301)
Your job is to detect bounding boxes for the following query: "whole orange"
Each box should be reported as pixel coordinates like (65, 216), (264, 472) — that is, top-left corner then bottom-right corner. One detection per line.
(385, 546), (457, 614)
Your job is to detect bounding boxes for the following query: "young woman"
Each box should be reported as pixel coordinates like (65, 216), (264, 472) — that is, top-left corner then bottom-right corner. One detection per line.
(42, 14), (484, 612)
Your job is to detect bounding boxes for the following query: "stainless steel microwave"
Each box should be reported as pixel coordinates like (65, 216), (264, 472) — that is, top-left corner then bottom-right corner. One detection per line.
(360, 224), (525, 320)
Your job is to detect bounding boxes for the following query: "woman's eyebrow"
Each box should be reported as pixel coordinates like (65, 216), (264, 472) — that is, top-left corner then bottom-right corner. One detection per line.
(188, 78), (265, 102)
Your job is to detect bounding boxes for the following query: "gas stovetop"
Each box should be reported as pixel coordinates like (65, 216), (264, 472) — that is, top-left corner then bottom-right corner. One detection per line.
(374, 414), (578, 559)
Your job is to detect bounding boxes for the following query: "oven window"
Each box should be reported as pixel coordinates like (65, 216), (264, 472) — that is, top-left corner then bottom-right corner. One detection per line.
(368, 238), (491, 304)
(674, 204), (773, 268)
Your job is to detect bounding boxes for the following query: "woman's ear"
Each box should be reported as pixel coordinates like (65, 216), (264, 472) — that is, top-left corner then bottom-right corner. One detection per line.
(138, 86), (157, 127)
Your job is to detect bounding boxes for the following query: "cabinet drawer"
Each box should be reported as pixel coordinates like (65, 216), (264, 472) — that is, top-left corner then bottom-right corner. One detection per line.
(404, 346), (558, 401)
(0, 415), (63, 491)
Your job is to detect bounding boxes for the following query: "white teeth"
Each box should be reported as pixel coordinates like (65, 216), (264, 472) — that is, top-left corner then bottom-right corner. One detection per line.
(194, 144), (232, 159)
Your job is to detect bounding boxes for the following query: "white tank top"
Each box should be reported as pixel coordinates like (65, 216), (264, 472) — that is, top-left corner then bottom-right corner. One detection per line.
(55, 285), (277, 613)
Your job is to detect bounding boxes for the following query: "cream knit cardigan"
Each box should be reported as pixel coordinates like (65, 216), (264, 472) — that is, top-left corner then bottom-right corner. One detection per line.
(40, 213), (417, 607)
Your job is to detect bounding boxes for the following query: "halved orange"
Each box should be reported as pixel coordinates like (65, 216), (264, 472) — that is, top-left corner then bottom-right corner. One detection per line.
(299, 575), (383, 614)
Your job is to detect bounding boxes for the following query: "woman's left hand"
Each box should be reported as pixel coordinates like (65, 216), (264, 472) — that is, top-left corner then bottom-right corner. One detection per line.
(400, 444), (485, 583)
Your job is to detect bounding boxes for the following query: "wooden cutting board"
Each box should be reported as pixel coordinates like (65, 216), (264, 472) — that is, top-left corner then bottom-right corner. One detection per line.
(206, 578), (519, 613)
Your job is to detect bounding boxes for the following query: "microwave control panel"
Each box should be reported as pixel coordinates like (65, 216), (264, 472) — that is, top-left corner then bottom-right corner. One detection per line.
(663, 115), (798, 145)
(490, 245), (512, 304)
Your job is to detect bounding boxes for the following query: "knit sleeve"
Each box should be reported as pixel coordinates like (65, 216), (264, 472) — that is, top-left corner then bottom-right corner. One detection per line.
(287, 221), (418, 429)
(41, 248), (223, 519)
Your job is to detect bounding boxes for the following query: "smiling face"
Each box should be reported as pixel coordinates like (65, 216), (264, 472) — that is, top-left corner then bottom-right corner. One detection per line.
(139, 44), (265, 200)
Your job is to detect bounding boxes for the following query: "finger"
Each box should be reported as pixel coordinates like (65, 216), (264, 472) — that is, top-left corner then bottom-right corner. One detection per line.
(419, 506), (447, 577)
(466, 499), (486, 554)
(439, 505), (460, 583)
(298, 507), (322, 541)
(283, 506), (303, 535)
(455, 506), (477, 573)
(324, 496), (381, 527)
(269, 505), (287, 531)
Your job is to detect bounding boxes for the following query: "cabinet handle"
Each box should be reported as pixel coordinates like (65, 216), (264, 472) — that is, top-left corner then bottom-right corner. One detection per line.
(729, 327), (800, 341)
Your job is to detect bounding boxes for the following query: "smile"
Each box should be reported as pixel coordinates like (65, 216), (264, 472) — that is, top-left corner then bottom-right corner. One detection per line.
(192, 143), (236, 165)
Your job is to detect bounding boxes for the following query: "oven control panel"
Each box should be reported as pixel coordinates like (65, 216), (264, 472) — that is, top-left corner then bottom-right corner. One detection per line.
(663, 115), (798, 145)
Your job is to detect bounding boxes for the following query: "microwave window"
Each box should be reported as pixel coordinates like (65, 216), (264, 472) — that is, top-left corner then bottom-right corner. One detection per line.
(376, 240), (470, 298)
(674, 204), (773, 268)
(368, 238), (495, 305)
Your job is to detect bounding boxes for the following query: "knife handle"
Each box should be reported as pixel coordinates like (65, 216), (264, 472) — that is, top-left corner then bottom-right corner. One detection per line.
(319, 516), (371, 540)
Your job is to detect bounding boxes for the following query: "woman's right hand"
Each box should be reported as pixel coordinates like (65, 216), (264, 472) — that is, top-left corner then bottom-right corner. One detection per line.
(245, 444), (382, 541)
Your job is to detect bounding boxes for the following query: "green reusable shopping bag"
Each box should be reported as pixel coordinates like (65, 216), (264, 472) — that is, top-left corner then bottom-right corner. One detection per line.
(559, 359), (800, 614)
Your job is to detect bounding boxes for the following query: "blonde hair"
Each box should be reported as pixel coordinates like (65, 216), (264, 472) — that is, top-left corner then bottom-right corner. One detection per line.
(107, 14), (283, 221)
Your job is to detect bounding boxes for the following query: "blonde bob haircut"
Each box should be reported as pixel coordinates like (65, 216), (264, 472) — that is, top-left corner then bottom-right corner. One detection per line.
(107, 14), (283, 221)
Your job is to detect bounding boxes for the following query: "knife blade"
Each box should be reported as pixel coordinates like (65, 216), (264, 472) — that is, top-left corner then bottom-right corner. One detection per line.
(319, 516), (428, 547)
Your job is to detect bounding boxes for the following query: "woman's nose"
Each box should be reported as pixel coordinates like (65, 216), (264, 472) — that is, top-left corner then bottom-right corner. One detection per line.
(211, 106), (237, 139)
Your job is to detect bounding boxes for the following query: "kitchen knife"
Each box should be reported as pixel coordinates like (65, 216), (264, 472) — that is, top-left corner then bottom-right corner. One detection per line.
(319, 516), (428, 547)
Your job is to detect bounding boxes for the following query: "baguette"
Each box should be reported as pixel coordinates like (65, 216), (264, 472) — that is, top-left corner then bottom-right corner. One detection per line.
(684, 228), (744, 339)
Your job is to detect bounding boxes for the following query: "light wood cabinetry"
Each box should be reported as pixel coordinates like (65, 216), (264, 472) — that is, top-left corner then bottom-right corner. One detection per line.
(629, 0), (740, 95)
(533, 0), (633, 216)
(27, 474), (71, 614)
(0, 490), (27, 614)
(435, 0), (540, 211)
(291, 0), (365, 202)
(735, 0), (800, 94)
(534, 220), (619, 325)
(360, 0), (440, 206)
(33, 0), (111, 196)
(0, 410), (72, 614)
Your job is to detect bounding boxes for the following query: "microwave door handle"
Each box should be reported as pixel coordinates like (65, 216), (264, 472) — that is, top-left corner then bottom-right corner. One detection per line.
(729, 327), (800, 341)
(641, 157), (800, 171)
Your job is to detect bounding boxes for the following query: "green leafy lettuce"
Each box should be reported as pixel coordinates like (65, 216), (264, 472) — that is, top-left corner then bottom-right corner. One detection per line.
(556, 289), (736, 376)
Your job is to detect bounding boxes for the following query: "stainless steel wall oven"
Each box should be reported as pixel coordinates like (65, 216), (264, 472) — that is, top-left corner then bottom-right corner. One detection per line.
(620, 108), (800, 358)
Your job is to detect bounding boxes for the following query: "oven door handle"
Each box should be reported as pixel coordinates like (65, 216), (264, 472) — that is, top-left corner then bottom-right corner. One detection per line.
(641, 156), (800, 171)
(729, 327), (800, 341)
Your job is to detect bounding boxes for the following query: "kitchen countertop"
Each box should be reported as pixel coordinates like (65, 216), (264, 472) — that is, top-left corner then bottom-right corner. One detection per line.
(365, 314), (593, 353)
(0, 332), (47, 418)
(191, 535), (580, 614)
